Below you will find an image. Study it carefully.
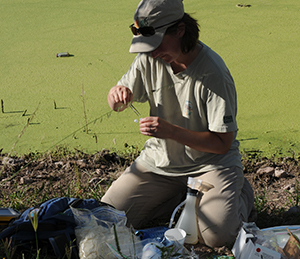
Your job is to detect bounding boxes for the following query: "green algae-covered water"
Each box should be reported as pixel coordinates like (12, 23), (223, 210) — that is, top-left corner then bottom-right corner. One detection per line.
(1, 0), (299, 157)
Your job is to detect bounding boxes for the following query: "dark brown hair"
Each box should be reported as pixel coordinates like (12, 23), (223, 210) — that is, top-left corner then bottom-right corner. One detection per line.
(165, 13), (200, 54)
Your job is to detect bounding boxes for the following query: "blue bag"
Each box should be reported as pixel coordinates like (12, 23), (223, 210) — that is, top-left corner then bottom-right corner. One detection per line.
(0, 197), (109, 259)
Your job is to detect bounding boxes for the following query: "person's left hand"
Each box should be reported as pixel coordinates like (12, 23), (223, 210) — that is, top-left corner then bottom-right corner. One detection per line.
(139, 117), (174, 139)
(139, 116), (234, 154)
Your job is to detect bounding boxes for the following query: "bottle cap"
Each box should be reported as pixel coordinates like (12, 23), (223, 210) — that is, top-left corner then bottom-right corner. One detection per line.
(187, 177), (203, 190)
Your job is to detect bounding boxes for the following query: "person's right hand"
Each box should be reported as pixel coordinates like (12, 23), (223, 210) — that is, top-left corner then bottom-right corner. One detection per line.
(107, 85), (133, 112)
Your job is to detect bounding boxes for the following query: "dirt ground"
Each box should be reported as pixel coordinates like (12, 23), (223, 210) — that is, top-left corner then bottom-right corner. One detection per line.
(1, 148), (300, 258)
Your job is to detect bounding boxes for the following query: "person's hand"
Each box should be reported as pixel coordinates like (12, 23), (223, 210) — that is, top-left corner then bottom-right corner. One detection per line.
(139, 116), (234, 154)
(108, 85), (133, 112)
(139, 117), (174, 139)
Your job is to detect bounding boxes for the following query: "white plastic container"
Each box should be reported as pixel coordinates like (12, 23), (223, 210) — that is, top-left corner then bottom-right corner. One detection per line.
(164, 228), (186, 245)
(175, 178), (199, 244)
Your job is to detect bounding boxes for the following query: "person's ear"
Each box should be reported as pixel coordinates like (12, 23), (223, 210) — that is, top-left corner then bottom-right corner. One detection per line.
(176, 22), (185, 38)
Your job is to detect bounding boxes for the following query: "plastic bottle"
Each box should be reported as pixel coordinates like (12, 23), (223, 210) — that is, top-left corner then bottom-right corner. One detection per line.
(175, 177), (200, 244)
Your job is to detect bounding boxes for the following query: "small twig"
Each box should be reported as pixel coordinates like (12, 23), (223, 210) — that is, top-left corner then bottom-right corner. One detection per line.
(1, 99), (4, 113)
(22, 109), (27, 116)
(93, 133), (98, 143)
(81, 84), (89, 133)
(129, 103), (141, 116)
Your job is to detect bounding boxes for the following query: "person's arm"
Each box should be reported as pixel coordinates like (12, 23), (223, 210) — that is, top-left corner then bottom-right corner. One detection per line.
(107, 85), (133, 112)
(139, 116), (234, 154)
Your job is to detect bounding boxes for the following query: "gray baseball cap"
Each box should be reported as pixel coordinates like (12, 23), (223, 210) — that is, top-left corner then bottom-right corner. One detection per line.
(129, 0), (184, 53)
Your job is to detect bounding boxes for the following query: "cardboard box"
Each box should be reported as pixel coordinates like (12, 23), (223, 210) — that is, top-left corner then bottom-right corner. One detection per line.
(283, 228), (300, 259)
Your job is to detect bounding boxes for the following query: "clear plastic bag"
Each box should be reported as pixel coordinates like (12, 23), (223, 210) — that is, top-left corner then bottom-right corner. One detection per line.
(262, 225), (300, 249)
(71, 206), (143, 259)
(72, 206), (127, 228)
(71, 206), (199, 258)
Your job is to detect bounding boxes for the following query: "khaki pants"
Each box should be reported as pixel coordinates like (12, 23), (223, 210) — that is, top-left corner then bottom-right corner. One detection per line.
(101, 161), (254, 247)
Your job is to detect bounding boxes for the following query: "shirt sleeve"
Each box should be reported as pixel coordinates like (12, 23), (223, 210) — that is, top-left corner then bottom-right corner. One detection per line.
(117, 54), (148, 103)
(204, 70), (238, 133)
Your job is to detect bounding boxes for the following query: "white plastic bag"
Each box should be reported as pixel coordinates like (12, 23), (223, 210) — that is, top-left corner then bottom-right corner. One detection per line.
(262, 225), (300, 248)
(71, 206), (143, 259)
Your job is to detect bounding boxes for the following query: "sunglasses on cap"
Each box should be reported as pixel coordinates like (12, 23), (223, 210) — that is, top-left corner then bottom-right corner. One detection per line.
(130, 19), (181, 37)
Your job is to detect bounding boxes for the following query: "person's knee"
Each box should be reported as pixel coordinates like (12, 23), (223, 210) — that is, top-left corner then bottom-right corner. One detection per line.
(199, 219), (241, 247)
